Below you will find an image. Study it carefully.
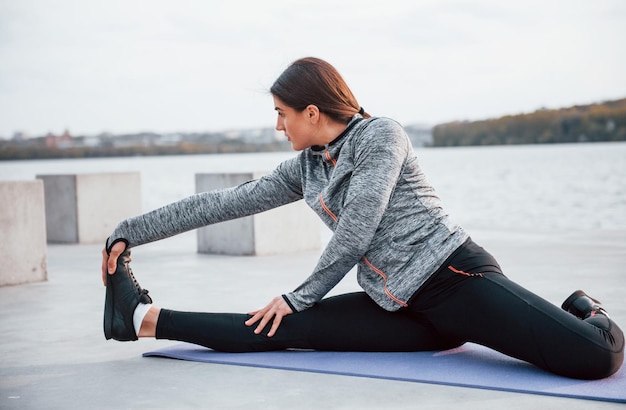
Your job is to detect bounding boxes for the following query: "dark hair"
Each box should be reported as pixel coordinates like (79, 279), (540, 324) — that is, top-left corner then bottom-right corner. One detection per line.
(270, 57), (371, 123)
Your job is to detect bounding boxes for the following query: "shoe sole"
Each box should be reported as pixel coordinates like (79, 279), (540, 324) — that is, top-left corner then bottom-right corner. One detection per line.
(103, 272), (114, 340)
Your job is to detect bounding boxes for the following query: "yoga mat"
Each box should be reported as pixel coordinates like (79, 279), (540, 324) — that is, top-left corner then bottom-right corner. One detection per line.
(144, 342), (625, 403)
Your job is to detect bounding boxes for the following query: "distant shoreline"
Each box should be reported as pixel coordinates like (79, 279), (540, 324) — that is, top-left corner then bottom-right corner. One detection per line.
(0, 141), (293, 161)
(2, 98), (624, 160)
(433, 98), (626, 146)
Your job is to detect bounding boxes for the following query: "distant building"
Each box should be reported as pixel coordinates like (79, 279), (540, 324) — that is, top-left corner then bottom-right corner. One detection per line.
(12, 131), (29, 141)
(45, 129), (73, 149)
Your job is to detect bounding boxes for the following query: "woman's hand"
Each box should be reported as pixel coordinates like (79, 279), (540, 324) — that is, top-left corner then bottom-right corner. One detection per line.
(101, 241), (127, 286)
(246, 296), (293, 337)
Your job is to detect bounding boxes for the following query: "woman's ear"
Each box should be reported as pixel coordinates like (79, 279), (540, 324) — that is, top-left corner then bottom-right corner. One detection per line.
(305, 104), (320, 123)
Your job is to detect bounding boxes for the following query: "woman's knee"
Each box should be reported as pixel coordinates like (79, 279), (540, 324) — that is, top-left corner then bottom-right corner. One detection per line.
(561, 347), (624, 380)
(548, 316), (624, 379)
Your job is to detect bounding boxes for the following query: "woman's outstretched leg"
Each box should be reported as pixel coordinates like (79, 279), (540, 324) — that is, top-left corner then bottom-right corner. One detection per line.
(154, 292), (465, 353)
(105, 249), (463, 353)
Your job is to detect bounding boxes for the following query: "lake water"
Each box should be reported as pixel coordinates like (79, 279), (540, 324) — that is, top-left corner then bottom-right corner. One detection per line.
(1, 142), (625, 233)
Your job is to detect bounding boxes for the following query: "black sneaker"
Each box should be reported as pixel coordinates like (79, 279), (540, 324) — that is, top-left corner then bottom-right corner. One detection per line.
(561, 290), (609, 320)
(104, 249), (152, 341)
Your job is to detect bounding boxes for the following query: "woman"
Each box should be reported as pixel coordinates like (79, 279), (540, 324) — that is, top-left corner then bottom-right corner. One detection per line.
(102, 57), (623, 380)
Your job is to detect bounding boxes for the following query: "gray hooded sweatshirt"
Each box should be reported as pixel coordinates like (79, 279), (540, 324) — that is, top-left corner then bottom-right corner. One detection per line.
(107, 116), (468, 312)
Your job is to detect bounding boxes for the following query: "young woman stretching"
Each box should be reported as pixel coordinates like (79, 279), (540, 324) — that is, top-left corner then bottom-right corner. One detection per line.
(102, 57), (623, 380)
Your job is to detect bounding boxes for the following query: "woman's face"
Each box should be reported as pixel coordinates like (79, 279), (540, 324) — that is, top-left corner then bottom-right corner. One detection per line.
(273, 96), (319, 151)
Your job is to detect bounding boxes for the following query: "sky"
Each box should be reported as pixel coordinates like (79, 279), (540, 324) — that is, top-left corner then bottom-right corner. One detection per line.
(0, 0), (625, 138)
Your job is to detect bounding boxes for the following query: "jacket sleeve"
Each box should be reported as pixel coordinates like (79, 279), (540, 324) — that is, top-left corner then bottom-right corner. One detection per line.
(106, 155), (303, 251)
(283, 119), (410, 311)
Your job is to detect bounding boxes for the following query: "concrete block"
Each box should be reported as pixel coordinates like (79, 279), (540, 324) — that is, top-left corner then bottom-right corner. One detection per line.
(0, 180), (47, 286)
(196, 172), (320, 256)
(36, 173), (142, 244)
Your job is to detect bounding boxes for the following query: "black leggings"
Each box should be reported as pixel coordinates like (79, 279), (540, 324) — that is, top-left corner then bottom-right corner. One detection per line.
(156, 239), (624, 380)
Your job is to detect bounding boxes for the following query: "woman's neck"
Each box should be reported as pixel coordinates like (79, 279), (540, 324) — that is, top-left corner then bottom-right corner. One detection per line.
(315, 118), (349, 146)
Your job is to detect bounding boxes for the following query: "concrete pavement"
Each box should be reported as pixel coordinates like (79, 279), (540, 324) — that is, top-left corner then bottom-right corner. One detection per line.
(1, 228), (625, 409)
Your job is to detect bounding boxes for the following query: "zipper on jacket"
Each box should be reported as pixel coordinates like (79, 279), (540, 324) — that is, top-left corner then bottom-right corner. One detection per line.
(319, 193), (338, 222)
(324, 149), (337, 167)
(320, 192), (407, 308)
(362, 256), (409, 308)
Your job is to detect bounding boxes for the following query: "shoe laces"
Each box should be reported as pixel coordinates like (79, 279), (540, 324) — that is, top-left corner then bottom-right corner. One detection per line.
(122, 254), (153, 304)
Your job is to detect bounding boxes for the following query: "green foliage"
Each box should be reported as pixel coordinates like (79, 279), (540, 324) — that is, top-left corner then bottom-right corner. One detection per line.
(432, 98), (626, 146)
(0, 141), (292, 161)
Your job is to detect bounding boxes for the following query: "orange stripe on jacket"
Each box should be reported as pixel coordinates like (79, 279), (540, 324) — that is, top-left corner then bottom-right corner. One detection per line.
(324, 149), (337, 167)
(319, 193), (407, 308)
(319, 194), (338, 222)
(362, 257), (409, 307)
(448, 265), (484, 277)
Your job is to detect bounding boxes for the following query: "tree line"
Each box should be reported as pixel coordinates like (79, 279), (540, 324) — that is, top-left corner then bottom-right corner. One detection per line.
(0, 140), (292, 161)
(432, 98), (626, 146)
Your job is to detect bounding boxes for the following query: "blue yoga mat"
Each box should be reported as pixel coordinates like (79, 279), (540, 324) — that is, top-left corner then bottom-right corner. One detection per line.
(143, 342), (625, 403)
